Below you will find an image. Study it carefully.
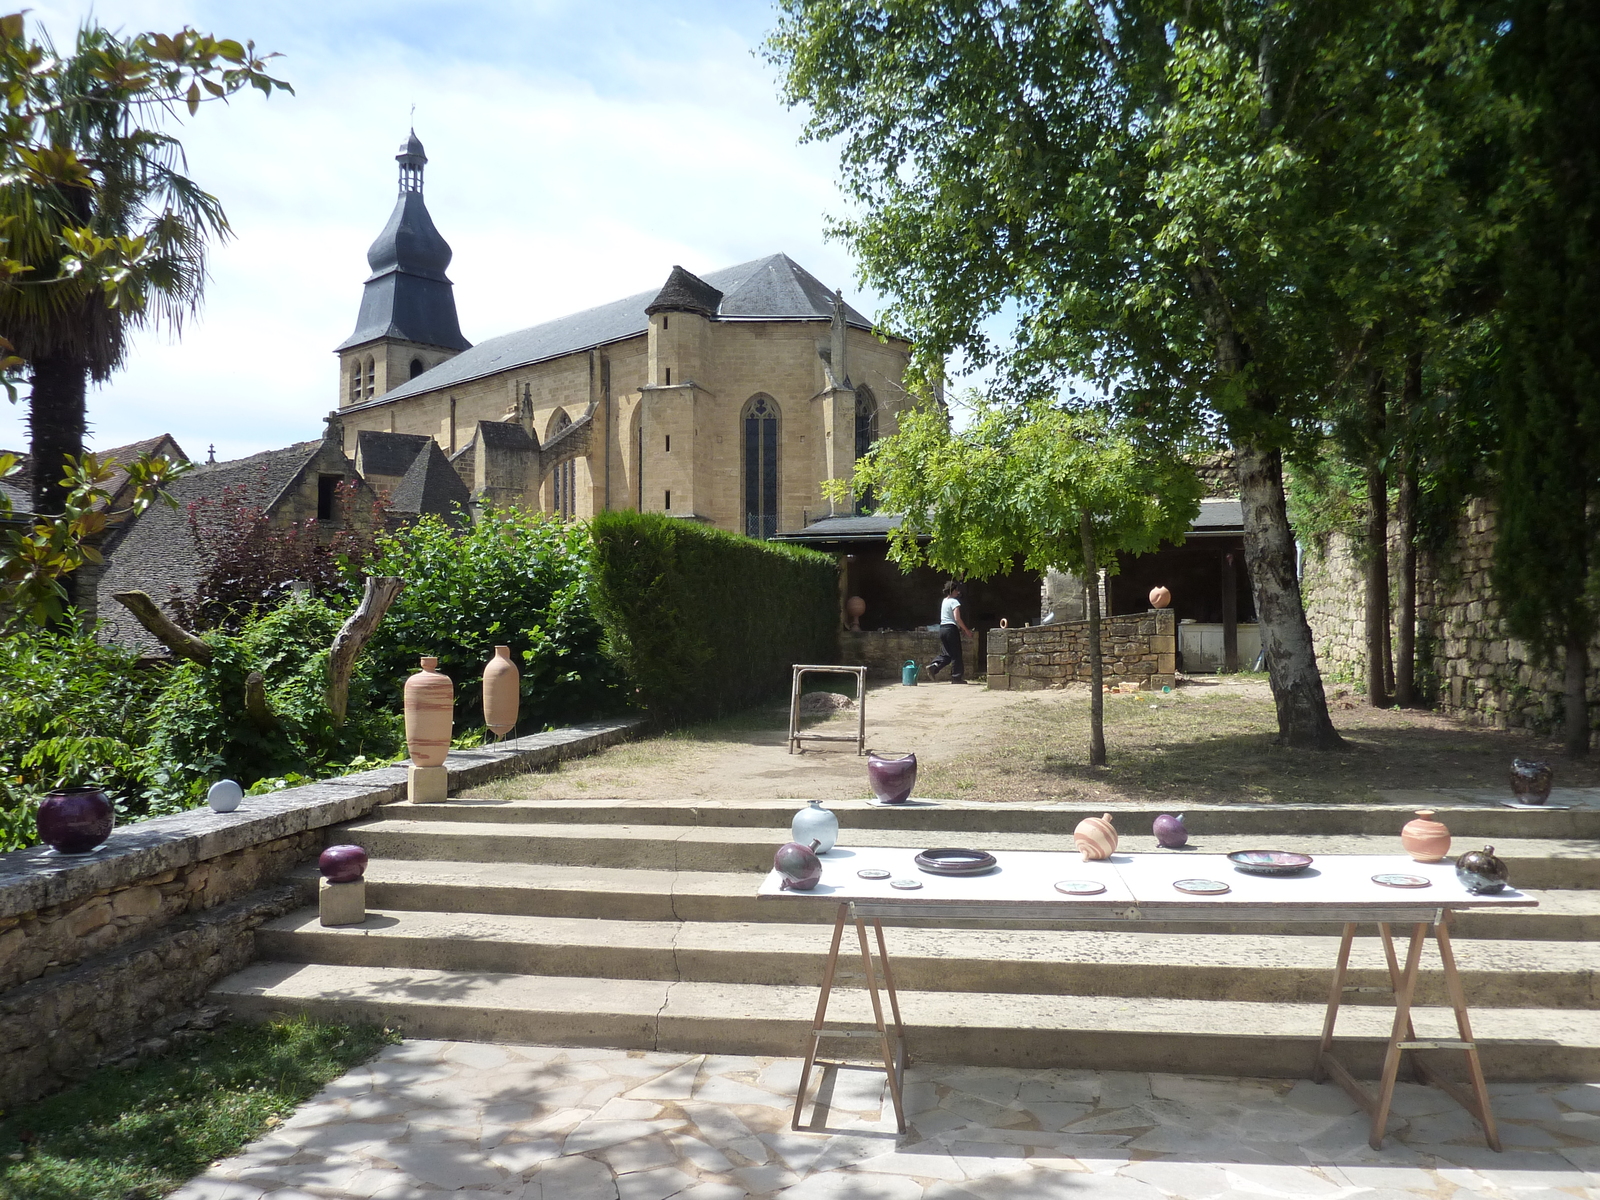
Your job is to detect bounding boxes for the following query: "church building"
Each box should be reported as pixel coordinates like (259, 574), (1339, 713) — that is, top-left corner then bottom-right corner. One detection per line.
(333, 132), (914, 536)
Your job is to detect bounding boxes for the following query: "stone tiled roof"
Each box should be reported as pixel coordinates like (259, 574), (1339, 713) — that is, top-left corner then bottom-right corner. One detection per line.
(356, 430), (431, 478)
(349, 253), (878, 412)
(645, 265), (724, 318)
(388, 440), (470, 527)
(476, 420), (536, 450)
(1191, 498), (1243, 532)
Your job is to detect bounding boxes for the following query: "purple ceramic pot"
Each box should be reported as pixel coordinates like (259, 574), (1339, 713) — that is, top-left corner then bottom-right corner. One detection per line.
(1153, 813), (1188, 848)
(37, 787), (114, 855)
(867, 752), (917, 805)
(775, 839), (823, 891)
(319, 844), (369, 883)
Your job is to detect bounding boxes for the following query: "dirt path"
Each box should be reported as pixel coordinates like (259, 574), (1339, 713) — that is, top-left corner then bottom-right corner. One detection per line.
(481, 676), (1600, 806)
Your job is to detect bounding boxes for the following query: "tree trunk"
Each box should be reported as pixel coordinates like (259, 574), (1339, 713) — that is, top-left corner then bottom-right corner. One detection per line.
(327, 575), (405, 725)
(1565, 629), (1590, 757)
(1081, 511), (1106, 767)
(1395, 458), (1419, 708)
(1234, 440), (1345, 749)
(27, 354), (88, 518)
(1364, 375), (1391, 707)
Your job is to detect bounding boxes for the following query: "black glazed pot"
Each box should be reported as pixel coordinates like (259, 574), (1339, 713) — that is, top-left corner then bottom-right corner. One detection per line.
(37, 787), (114, 855)
(1510, 758), (1553, 805)
(1456, 845), (1510, 894)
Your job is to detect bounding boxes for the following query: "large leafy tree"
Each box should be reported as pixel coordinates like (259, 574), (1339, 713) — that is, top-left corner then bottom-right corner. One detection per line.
(0, 14), (289, 524)
(849, 398), (1201, 765)
(769, 0), (1504, 749)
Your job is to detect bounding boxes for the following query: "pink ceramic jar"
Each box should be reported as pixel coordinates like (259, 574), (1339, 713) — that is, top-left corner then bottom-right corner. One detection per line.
(404, 656), (454, 767)
(482, 645), (520, 738)
(1074, 813), (1118, 861)
(1400, 809), (1451, 863)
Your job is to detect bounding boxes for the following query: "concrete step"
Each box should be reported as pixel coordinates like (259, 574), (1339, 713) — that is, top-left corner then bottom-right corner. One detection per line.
(257, 907), (1600, 1008)
(212, 960), (1600, 1081)
(327, 861), (1600, 940)
(402, 795), (1600, 839)
(335, 819), (1600, 889)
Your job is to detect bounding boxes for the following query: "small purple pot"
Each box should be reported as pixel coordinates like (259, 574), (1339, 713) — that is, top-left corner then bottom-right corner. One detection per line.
(1153, 813), (1188, 848)
(775, 839), (823, 891)
(319, 844), (369, 883)
(867, 752), (917, 805)
(37, 787), (115, 855)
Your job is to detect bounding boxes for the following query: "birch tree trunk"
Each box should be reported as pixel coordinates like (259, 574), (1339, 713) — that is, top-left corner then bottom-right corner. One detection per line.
(1080, 511), (1106, 767)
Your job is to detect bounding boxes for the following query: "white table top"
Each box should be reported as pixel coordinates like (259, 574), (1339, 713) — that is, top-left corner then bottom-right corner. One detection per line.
(757, 847), (1535, 921)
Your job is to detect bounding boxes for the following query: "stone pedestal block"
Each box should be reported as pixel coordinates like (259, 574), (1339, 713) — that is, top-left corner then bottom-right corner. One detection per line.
(319, 878), (366, 927)
(408, 764), (448, 802)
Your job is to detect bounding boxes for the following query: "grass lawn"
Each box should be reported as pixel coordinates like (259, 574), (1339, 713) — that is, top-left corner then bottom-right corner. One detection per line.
(0, 1017), (396, 1200)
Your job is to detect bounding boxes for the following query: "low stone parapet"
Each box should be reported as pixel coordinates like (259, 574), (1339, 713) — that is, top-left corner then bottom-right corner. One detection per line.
(987, 610), (1176, 691)
(839, 628), (979, 680)
(0, 716), (640, 1103)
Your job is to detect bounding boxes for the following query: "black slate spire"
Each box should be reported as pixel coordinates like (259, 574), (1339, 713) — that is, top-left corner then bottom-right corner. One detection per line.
(644, 265), (724, 319)
(336, 131), (471, 353)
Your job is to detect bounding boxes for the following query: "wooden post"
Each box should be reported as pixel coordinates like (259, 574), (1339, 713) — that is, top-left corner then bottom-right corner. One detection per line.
(1222, 551), (1239, 673)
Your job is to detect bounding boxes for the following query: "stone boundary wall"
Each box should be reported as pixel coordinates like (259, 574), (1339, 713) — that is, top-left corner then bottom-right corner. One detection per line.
(839, 629), (980, 680)
(1300, 497), (1600, 740)
(986, 609), (1176, 691)
(0, 716), (641, 1103)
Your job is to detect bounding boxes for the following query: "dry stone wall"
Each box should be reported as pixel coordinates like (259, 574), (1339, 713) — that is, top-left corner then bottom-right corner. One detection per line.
(1300, 497), (1597, 740)
(839, 629), (979, 680)
(987, 609), (1176, 691)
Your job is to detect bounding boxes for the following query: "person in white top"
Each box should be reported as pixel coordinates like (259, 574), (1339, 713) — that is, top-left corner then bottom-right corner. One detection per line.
(926, 580), (973, 683)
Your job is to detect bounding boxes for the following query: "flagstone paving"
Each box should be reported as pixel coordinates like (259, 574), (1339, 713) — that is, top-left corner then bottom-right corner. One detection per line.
(170, 1041), (1600, 1200)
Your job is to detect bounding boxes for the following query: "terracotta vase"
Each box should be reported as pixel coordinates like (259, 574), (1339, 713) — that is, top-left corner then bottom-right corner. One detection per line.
(845, 596), (866, 631)
(37, 787), (114, 854)
(483, 645), (520, 738)
(1074, 812), (1118, 861)
(867, 752), (917, 804)
(1456, 845), (1510, 894)
(1400, 809), (1451, 863)
(1149, 586), (1172, 609)
(1511, 758), (1553, 805)
(404, 656), (454, 767)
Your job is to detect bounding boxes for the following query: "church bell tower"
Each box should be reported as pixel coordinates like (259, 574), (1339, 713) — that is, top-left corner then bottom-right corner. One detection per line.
(335, 131), (471, 407)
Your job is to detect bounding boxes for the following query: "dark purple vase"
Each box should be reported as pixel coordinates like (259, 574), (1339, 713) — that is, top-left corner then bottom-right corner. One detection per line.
(775, 839), (823, 891)
(867, 752), (917, 804)
(319, 844), (369, 883)
(37, 787), (114, 855)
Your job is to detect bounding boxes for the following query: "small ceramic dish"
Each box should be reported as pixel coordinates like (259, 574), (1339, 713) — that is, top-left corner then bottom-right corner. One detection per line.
(914, 848), (999, 876)
(1173, 878), (1231, 895)
(1227, 850), (1314, 876)
(1053, 880), (1107, 896)
(890, 878), (923, 890)
(1372, 873), (1431, 889)
(856, 868), (891, 880)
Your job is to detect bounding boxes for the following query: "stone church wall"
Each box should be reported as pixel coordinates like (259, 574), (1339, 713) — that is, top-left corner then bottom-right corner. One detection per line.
(1299, 496), (1599, 741)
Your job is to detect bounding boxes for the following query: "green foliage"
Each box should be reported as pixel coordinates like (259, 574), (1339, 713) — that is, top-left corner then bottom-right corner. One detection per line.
(0, 1016), (394, 1200)
(589, 510), (838, 723)
(1285, 451), (1366, 557)
(360, 508), (623, 733)
(0, 624), (160, 851)
(142, 597), (400, 804)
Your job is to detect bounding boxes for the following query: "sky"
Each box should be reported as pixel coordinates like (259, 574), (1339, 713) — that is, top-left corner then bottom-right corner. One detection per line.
(2, 0), (888, 462)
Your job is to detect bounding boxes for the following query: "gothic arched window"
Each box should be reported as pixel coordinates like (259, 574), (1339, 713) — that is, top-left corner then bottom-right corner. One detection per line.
(363, 356), (375, 399)
(854, 385), (878, 460)
(742, 394), (779, 539)
(348, 361), (361, 405)
(410, 358), (425, 380)
(551, 410), (575, 521)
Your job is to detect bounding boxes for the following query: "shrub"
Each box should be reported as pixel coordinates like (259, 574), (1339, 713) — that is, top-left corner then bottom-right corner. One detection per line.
(589, 511), (839, 723)
(358, 508), (623, 733)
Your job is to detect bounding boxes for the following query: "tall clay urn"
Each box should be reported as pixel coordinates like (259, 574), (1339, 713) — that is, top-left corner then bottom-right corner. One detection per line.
(404, 656), (454, 767)
(483, 645), (520, 738)
(867, 752), (917, 804)
(37, 786), (114, 855)
(1074, 813), (1118, 861)
(1400, 809), (1451, 863)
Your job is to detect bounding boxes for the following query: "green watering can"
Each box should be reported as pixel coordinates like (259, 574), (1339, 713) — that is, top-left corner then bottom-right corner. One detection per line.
(902, 659), (919, 687)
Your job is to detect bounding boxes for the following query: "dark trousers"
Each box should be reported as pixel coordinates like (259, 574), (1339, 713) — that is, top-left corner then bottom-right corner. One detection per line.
(930, 623), (964, 680)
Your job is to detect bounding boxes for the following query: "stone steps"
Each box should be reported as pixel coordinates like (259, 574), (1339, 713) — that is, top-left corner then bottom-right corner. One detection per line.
(210, 960), (1600, 1082)
(335, 818), (1600, 889)
(256, 907), (1600, 1008)
(324, 860), (1600, 940)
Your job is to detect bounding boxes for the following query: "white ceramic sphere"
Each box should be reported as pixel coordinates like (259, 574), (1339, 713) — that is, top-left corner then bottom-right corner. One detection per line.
(791, 800), (838, 854)
(208, 779), (243, 813)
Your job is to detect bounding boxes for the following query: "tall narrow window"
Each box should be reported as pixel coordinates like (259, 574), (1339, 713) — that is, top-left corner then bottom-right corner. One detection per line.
(742, 394), (779, 539)
(854, 385), (878, 514)
(348, 362), (361, 405)
(665, 367), (671, 385)
(552, 411), (575, 520)
(410, 357), (425, 379)
(317, 475), (342, 521)
(363, 356), (375, 398)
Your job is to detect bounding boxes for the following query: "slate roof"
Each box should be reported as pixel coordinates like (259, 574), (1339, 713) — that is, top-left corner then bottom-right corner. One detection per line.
(477, 420), (536, 451)
(349, 254), (879, 412)
(772, 513), (906, 543)
(95, 440), (327, 654)
(645, 265), (724, 318)
(1190, 498), (1243, 532)
(387, 439), (471, 527)
(356, 430), (431, 478)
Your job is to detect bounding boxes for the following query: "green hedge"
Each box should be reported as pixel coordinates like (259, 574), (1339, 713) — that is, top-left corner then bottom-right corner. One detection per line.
(589, 512), (839, 722)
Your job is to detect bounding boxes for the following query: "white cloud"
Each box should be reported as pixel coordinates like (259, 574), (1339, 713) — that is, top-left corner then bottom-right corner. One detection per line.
(3, 0), (879, 461)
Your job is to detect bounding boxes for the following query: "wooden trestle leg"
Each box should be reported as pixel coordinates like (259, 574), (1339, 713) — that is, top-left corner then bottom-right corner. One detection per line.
(1316, 919), (1500, 1152)
(791, 904), (908, 1134)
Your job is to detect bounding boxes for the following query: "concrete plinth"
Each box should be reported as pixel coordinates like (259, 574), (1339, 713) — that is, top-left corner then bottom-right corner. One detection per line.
(319, 879), (365, 927)
(408, 764), (448, 802)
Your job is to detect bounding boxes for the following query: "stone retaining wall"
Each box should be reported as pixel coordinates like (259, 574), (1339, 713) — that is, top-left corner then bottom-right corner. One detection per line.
(1300, 497), (1599, 740)
(839, 628), (980, 680)
(986, 609), (1176, 691)
(0, 717), (640, 1103)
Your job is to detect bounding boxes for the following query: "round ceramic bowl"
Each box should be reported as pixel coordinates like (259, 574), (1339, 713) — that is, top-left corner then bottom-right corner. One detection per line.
(914, 848), (999, 876)
(1227, 849), (1314, 876)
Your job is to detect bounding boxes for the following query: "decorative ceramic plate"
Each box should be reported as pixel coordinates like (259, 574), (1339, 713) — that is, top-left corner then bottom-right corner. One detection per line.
(1227, 850), (1314, 876)
(914, 848), (999, 876)
(1173, 878), (1231, 895)
(1372, 873), (1431, 888)
(857, 868), (891, 880)
(890, 878), (923, 890)
(1054, 880), (1107, 896)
